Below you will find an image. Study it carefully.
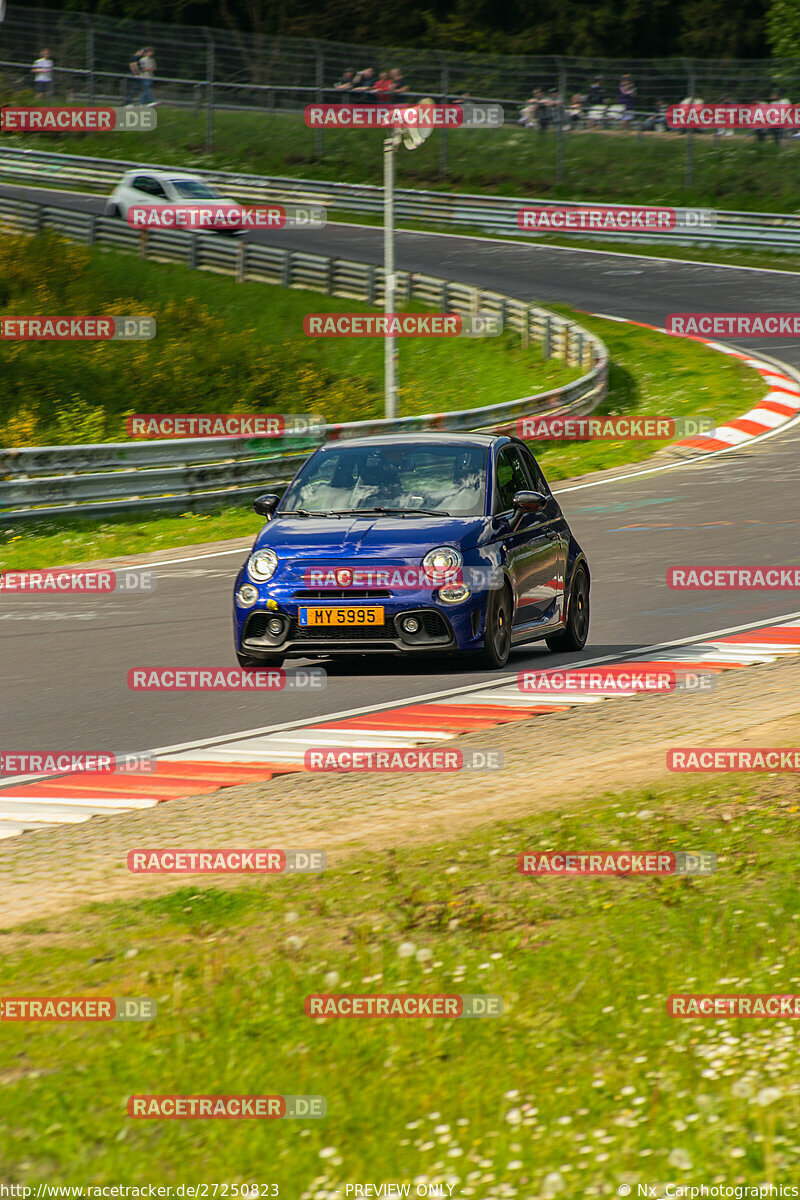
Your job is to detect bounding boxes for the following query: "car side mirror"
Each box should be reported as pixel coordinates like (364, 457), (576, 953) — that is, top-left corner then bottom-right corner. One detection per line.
(253, 493), (280, 519)
(512, 490), (548, 514)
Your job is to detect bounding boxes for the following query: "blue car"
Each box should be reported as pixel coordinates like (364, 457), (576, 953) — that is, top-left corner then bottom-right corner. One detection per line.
(233, 433), (590, 670)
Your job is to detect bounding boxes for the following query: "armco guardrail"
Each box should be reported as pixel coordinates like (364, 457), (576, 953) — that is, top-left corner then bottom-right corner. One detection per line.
(0, 195), (607, 522)
(2, 147), (800, 250)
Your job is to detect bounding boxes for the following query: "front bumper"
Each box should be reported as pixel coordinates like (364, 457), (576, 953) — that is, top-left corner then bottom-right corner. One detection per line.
(234, 589), (487, 657)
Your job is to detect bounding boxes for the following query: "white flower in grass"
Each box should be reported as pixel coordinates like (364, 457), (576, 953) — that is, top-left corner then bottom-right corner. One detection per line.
(285, 910), (299, 923)
(668, 1149), (692, 1170)
(730, 1147), (746, 1158)
(318, 1147), (337, 1159)
(323, 970), (339, 989)
(398, 941), (416, 959)
(506, 1108), (522, 1125)
(285, 935), (303, 952)
(756, 1087), (782, 1107)
(542, 1171), (565, 1196)
(417, 948), (433, 964)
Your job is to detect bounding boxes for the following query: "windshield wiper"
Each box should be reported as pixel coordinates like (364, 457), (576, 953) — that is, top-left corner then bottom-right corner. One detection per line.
(277, 508), (314, 517)
(327, 507), (451, 518)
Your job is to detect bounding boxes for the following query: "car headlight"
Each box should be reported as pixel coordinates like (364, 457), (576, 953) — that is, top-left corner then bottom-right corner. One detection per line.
(247, 550), (278, 582)
(422, 546), (463, 577)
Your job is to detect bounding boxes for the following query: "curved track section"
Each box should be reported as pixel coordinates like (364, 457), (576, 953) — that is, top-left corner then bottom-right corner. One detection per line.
(3, 181), (800, 797)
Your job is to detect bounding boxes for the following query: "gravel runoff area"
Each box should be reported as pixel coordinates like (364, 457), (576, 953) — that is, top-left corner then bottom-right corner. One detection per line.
(1, 653), (798, 930)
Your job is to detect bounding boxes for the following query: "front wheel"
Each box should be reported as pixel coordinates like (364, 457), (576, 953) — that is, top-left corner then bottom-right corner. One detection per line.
(546, 564), (589, 652)
(237, 652), (284, 670)
(478, 582), (513, 669)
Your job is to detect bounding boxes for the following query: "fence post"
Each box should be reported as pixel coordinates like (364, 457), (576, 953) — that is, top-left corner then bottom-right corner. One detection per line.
(542, 315), (551, 360)
(439, 53), (449, 180)
(682, 58), (695, 188)
(188, 235), (198, 270)
(554, 56), (566, 185)
(281, 250), (291, 287)
(313, 40), (324, 160)
(82, 15), (95, 106)
(521, 306), (530, 351)
(203, 29), (215, 155)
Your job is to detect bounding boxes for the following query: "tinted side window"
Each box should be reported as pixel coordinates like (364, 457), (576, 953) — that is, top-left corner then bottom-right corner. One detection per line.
(494, 448), (530, 513)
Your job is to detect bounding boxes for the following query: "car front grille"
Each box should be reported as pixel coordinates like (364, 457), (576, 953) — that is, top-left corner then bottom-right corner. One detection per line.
(290, 619), (395, 642)
(292, 589), (392, 599)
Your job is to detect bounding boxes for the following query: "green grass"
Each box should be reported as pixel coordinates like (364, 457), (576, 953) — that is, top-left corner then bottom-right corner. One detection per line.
(7, 106), (800, 211)
(0, 231), (572, 448)
(0, 311), (765, 570)
(1, 771), (799, 1185)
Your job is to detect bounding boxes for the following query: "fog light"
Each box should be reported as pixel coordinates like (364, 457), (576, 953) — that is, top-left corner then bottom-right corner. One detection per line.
(236, 584), (258, 606)
(268, 617), (284, 635)
(439, 585), (471, 603)
(402, 616), (420, 634)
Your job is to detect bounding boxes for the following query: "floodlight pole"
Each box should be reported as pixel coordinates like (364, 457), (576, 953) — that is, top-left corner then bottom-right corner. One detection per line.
(384, 131), (399, 420)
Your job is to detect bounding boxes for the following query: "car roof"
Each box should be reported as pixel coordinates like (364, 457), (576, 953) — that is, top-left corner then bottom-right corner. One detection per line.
(317, 432), (502, 450)
(125, 169), (204, 182)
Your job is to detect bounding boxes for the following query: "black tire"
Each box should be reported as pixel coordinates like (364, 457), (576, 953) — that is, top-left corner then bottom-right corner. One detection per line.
(546, 564), (590, 652)
(237, 652), (284, 670)
(478, 581), (513, 669)
(105, 203), (121, 219)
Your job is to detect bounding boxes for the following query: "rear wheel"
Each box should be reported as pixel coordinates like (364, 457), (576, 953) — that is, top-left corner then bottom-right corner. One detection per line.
(237, 652), (284, 670)
(546, 564), (589, 652)
(478, 582), (513, 669)
(105, 203), (121, 219)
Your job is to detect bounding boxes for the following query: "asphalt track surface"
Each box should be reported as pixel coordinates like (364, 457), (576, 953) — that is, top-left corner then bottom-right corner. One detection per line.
(2, 182), (800, 757)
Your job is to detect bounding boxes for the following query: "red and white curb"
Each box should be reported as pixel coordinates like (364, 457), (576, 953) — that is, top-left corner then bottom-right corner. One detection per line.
(1, 617), (799, 840)
(587, 315), (800, 453)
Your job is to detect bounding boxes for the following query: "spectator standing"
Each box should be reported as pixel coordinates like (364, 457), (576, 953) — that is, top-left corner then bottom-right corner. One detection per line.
(138, 46), (157, 106)
(353, 66), (376, 101)
(587, 75), (605, 106)
(333, 68), (355, 92)
(617, 73), (637, 122)
(125, 47), (144, 104)
(389, 67), (408, 94)
(32, 48), (54, 99)
(373, 71), (394, 97)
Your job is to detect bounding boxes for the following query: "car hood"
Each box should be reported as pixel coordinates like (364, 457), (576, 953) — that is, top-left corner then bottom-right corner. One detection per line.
(251, 515), (485, 562)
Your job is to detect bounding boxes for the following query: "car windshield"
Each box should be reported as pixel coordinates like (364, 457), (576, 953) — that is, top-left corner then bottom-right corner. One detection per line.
(170, 180), (221, 199)
(280, 443), (488, 517)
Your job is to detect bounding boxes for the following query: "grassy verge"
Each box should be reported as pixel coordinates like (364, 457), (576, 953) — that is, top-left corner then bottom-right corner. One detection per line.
(0, 232), (572, 447)
(0, 311), (765, 570)
(6, 108), (800, 210)
(1, 770), (799, 1186)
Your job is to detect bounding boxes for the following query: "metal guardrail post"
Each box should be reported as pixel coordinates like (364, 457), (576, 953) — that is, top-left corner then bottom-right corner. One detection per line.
(542, 315), (551, 360)
(521, 307), (530, 351)
(203, 29), (215, 156)
(188, 235), (198, 270)
(236, 240), (247, 282)
(367, 265), (376, 304)
(87, 214), (97, 246)
(281, 250), (291, 286)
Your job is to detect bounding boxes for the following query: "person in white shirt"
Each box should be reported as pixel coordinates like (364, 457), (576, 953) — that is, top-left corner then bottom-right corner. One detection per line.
(32, 49), (53, 99)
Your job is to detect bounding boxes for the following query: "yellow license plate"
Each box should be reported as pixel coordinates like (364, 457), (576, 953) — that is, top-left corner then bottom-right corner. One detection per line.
(299, 606), (385, 627)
